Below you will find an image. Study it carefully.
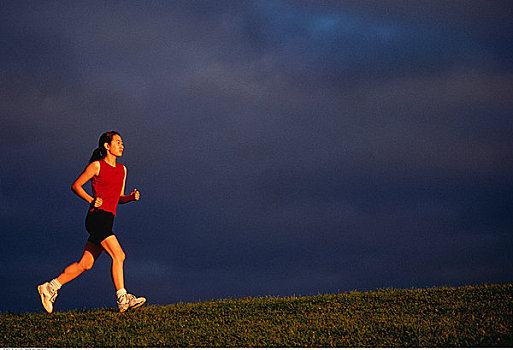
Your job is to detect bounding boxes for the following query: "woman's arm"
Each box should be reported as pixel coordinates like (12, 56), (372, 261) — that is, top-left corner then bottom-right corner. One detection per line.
(118, 165), (140, 204)
(71, 161), (101, 205)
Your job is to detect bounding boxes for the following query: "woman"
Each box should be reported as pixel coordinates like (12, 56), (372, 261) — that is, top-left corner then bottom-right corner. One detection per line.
(38, 131), (146, 313)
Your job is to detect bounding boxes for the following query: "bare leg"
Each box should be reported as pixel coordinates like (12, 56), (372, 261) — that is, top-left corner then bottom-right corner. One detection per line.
(56, 241), (103, 285)
(101, 235), (126, 291)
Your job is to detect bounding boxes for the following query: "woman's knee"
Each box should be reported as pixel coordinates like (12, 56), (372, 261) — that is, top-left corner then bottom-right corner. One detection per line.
(101, 235), (126, 263)
(79, 257), (95, 271)
(78, 242), (102, 272)
(111, 249), (125, 264)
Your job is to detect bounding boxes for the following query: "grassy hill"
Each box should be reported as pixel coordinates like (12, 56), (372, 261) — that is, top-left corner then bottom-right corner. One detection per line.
(1, 283), (512, 347)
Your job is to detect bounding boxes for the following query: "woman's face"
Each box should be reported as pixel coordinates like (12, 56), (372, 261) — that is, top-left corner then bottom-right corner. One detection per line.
(106, 134), (124, 157)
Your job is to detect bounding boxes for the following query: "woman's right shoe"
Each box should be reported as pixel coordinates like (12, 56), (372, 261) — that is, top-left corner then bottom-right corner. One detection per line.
(37, 282), (58, 313)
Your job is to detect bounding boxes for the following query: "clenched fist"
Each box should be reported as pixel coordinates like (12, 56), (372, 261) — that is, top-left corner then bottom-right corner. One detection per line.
(130, 189), (140, 201)
(92, 197), (103, 208)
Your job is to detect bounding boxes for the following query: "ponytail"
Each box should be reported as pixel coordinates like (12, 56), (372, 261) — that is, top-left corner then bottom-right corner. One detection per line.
(88, 131), (120, 164)
(89, 147), (105, 164)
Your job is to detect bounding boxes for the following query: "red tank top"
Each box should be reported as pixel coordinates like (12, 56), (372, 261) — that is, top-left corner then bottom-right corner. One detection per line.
(90, 159), (125, 215)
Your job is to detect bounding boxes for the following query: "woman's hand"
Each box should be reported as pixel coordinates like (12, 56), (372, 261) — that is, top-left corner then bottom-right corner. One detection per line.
(92, 197), (103, 208)
(130, 189), (140, 201)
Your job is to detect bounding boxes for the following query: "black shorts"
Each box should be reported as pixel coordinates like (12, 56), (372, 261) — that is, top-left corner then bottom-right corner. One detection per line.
(85, 209), (115, 246)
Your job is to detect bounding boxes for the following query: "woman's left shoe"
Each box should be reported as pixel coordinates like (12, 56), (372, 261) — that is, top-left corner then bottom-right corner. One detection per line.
(117, 293), (146, 312)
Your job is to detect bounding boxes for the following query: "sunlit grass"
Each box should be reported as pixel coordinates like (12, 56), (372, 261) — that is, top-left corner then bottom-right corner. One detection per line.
(1, 283), (512, 347)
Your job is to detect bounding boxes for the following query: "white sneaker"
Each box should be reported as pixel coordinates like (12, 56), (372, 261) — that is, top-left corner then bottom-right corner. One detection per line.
(37, 282), (58, 313)
(117, 293), (146, 312)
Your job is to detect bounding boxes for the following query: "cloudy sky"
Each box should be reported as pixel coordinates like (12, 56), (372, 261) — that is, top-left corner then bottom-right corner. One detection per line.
(1, 1), (512, 313)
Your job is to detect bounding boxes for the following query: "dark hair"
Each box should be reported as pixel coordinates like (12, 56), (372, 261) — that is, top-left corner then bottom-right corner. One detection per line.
(89, 131), (120, 163)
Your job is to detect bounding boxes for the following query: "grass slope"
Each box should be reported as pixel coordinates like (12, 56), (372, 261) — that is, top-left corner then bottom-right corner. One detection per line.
(1, 283), (512, 347)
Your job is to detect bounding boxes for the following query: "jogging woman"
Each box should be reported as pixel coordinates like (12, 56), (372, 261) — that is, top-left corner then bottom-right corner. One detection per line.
(38, 131), (146, 313)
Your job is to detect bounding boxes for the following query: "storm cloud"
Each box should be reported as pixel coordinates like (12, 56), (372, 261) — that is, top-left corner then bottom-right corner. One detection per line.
(1, 1), (512, 312)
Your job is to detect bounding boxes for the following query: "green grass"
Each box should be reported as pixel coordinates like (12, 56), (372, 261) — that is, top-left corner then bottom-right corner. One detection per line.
(1, 283), (512, 347)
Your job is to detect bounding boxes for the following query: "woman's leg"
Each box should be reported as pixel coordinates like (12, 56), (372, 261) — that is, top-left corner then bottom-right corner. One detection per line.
(101, 235), (146, 311)
(56, 241), (104, 285)
(101, 235), (126, 291)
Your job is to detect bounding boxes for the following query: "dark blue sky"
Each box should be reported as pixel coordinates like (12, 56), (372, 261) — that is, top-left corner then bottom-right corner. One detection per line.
(1, 1), (512, 313)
